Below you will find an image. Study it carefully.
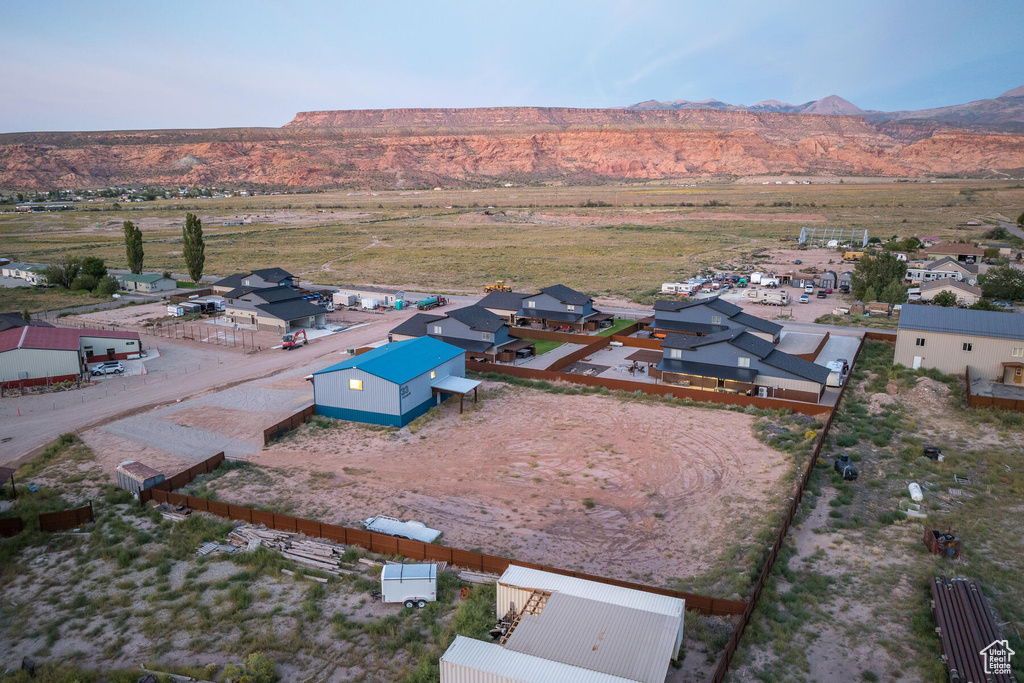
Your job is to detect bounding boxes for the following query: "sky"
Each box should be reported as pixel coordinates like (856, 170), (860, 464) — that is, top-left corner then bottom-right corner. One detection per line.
(2, 1), (1022, 132)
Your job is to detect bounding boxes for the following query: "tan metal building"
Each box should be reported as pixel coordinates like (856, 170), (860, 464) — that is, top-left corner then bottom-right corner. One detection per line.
(0, 326), (142, 389)
(895, 305), (1024, 378)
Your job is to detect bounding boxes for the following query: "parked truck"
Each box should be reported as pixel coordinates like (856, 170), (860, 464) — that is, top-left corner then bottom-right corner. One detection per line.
(380, 563), (437, 609)
(745, 289), (789, 306)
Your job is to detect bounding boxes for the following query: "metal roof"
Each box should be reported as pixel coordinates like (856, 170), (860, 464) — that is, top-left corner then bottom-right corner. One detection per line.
(898, 304), (1024, 340)
(116, 460), (163, 482)
(430, 335), (494, 353)
(119, 273), (172, 284)
(314, 336), (464, 384)
(504, 593), (680, 683)
(445, 305), (507, 332)
(0, 326), (139, 353)
(498, 566), (684, 619)
(431, 375), (481, 394)
(441, 636), (638, 683)
(381, 563), (437, 581)
(540, 284), (592, 306)
(479, 290), (530, 311)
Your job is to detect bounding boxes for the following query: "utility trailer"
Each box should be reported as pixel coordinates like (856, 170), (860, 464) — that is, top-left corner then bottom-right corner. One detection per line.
(380, 563), (437, 608)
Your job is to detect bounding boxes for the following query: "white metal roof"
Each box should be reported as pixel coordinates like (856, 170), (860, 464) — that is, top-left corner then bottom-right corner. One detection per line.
(381, 563), (437, 581)
(431, 375), (482, 394)
(504, 593), (680, 683)
(363, 515), (441, 543)
(498, 565), (684, 618)
(440, 636), (639, 683)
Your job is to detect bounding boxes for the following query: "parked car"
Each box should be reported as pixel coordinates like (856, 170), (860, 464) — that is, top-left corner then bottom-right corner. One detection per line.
(799, 294), (810, 304)
(816, 290), (827, 299)
(794, 259), (803, 264)
(804, 284), (814, 293)
(91, 361), (124, 376)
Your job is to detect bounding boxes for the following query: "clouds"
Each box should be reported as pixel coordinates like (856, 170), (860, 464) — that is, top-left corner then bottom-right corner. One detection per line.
(1, 1), (1021, 131)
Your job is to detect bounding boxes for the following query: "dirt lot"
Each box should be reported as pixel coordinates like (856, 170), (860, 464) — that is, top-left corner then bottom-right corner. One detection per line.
(192, 385), (797, 590)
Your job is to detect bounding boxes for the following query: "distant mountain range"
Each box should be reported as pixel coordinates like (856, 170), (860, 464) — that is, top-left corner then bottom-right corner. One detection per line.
(626, 86), (1024, 130)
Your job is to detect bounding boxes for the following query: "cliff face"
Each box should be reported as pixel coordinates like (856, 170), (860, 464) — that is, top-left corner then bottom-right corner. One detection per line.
(1, 108), (1023, 190)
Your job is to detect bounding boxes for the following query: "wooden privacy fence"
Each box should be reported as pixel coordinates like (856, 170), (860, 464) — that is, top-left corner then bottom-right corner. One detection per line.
(467, 361), (831, 417)
(139, 452), (226, 503)
(147, 487), (747, 617)
(263, 405), (316, 445)
(964, 366), (1024, 413)
(0, 517), (24, 537)
(546, 335), (611, 372)
(709, 335), (863, 682)
(38, 502), (94, 532)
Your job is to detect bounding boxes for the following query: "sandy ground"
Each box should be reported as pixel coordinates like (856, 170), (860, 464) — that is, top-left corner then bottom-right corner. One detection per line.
(193, 386), (799, 588)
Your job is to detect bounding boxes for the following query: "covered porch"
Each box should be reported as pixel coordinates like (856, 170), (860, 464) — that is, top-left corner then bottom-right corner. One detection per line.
(431, 375), (482, 414)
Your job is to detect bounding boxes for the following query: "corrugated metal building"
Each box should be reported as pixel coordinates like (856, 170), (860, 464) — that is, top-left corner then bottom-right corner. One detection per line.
(441, 636), (638, 683)
(0, 326), (142, 389)
(896, 304), (1024, 378)
(441, 566), (685, 683)
(312, 337), (479, 427)
(116, 460), (165, 495)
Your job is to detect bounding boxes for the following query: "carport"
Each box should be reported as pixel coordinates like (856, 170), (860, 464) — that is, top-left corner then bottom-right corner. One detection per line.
(431, 375), (481, 414)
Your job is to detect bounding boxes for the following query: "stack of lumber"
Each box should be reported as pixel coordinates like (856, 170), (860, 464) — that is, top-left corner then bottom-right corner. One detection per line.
(227, 524), (348, 573)
(459, 570), (501, 584)
(930, 576), (1014, 683)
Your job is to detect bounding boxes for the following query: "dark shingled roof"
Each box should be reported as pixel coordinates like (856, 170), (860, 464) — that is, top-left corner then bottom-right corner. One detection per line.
(222, 286), (258, 298)
(478, 290), (530, 311)
(213, 273), (248, 288)
(926, 257), (978, 274)
(250, 286), (305, 304)
(661, 329), (741, 350)
(898, 304), (1024, 340)
(540, 284), (591, 306)
(653, 298), (706, 312)
(428, 335), (493, 353)
(705, 297), (743, 316)
(389, 313), (445, 338)
(0, 312), (53, 333)
(729, 331), (776, 358)
(255, 299), (325, 322)
(761, 350), (831, 384)
(650, 319), (728, 335)
(250, 267), (294, 283)
(732, 312), (783, 336)
(656, 358), (758, 383)
(445, 305), (506, 333)
(515, 308), (583, 323)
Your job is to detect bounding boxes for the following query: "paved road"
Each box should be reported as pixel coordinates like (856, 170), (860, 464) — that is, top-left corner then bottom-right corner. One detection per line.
(0, 310), (414, 467)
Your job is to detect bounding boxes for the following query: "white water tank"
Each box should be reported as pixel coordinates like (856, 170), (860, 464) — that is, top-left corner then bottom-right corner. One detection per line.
(909, 483), (923, 502)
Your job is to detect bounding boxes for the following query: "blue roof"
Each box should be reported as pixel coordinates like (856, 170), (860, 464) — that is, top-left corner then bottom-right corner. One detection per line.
(313, 336), (464, 384)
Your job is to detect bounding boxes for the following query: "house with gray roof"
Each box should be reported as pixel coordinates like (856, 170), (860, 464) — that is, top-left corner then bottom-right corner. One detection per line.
(478, 290), (529, 324)
(656, 328), (829, 403)
(516, 285), (610, 331)
(389, 306), (533, 361)
(222, 285), (325, 332)
(896, 304), (1024, 383)
(118, 273), (177, 292)
(651, 296), (782, 343)
(212, 268), (295, 294)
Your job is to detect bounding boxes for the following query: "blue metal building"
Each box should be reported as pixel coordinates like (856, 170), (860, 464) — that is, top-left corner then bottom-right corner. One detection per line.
(312, 337), (478, 427)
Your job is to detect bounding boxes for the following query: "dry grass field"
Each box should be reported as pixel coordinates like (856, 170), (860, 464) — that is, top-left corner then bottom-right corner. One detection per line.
(2, 179), (1022, 303)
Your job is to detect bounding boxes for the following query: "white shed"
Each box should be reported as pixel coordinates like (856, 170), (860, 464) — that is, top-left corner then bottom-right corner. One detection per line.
(440, 636), (636, 683)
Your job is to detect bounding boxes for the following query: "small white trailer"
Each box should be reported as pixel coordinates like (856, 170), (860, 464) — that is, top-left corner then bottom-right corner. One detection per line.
(380, 563), (437, 608)
(167, 304), (184, 317)
(745, 289), (789, 306)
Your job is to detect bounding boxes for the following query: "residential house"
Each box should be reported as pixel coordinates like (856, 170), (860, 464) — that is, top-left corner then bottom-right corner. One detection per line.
(118, 273), (177, 293)
(1, 262), (47, 285)
(924, 240), (984, 263)
(222, 286), (325, 332)
(895, 305), (1024, 380)
(655, 328), (829, 402)
(818, 270), (838, 290)
(516, 284), (609, 331)
(904, 258), (978, 285)
(478, 290), (529, 324)
(312, 337), (480, 427)
(918, 280), (983, 306)
(389, 306), (533, 361)
(389, 313), (446, 342)
(0, 312), (52, 333)
(650, 296), (782, 343)
(211, 268), (295, 294)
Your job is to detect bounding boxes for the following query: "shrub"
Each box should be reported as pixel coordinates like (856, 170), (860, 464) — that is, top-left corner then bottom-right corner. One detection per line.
(223, 652), (278, 683)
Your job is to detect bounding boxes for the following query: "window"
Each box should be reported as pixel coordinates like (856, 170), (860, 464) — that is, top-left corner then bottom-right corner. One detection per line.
(432, 325), (443, 335)
(915, 338), (926, 347)
(1012, 348), (1023, 358)
(349, 379), (363, 391)
(526, 300), (536, 308)
(481, 332), (493, 342)
(430, 370), (436, 379)
(962, 342), (973, 352)
(711, 315), (722, 324)
(738, 357), (750, 367)
(566, 304), (575, 312)
(669, 348), (682, 359)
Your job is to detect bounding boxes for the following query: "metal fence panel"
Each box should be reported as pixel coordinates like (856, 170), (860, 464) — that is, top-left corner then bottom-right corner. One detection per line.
(0, 517), (24, 537)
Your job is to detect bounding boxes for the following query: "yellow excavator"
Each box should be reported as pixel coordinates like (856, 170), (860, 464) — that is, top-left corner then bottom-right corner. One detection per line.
(484, 280), (512, 293)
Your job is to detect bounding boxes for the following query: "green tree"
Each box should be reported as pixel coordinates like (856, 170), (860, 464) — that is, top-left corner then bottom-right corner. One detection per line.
(80, 256), (107, 279)
(123, 221), (144, 274)
(932, 290), (959, 307)
(94, 275), (120, 297)
(22, 308), (31, 323)
(43, 255), (81, 289)
(182, 212), (205, 283)
(879, 279), (907, 305)
(70, 273), (99, 291)
(981, 263), (1024, 300)
(223, 652), (278, 683)
(850, 251), (907, 301)
(863, 285), (878, 303)
(1017, 211), (1024, 227)
(970, 299), (1002, 311)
